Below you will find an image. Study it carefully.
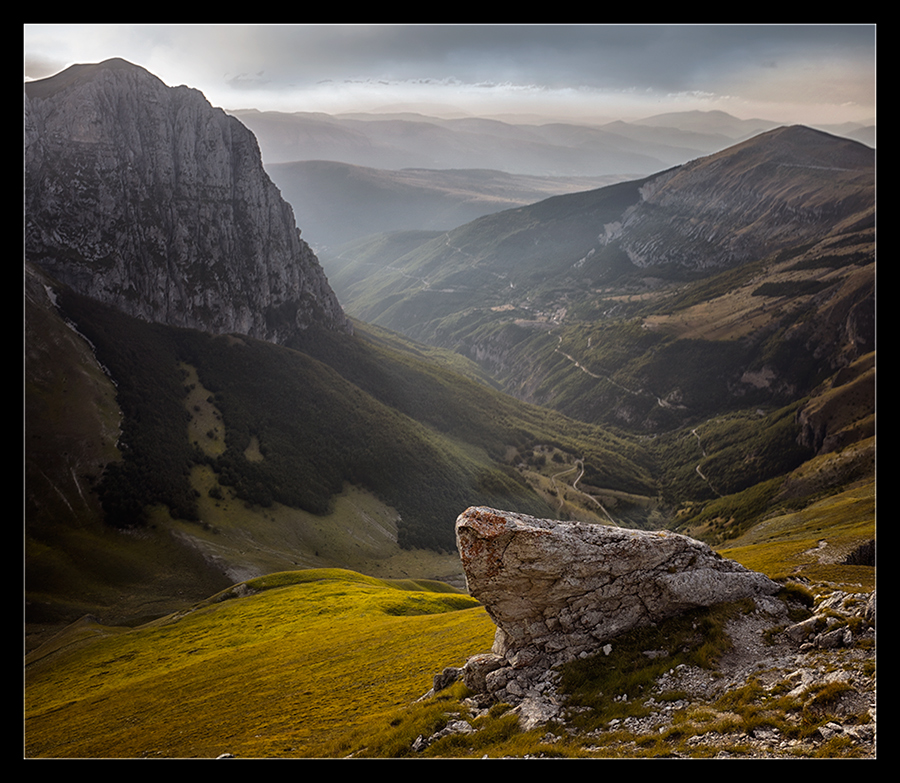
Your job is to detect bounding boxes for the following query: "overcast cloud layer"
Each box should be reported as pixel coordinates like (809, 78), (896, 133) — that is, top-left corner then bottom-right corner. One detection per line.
(23, 24), (876, 125)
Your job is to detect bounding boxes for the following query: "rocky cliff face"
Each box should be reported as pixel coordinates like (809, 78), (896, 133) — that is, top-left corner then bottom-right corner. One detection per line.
(25, 58), (349, 342)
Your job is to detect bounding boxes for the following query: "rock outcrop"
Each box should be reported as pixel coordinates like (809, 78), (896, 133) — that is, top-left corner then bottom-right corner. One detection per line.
(456, 507), (780, 670)
(25, 58), (349, 344)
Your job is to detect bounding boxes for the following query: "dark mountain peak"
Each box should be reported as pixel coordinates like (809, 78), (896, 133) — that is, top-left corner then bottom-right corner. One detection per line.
(704, 124), (874, 169)
(25, 57), (165, 100)
(25, 59), (350, 342)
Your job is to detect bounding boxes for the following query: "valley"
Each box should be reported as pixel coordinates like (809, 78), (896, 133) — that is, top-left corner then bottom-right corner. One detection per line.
(24, 56), (875, 759)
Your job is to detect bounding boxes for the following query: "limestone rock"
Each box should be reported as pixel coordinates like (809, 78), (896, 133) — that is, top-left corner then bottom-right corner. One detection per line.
(456, 506), (780, 667)
(25, 58), (349, 344)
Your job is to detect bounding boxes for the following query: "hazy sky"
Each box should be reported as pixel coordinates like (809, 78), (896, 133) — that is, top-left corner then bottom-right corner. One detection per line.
(23, 24), (876, 125)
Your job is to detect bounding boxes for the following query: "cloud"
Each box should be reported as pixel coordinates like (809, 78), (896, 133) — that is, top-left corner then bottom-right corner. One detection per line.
(23, 24), (875, 124)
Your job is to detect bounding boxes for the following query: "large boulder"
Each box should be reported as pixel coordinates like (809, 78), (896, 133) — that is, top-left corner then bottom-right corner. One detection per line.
(456, 507), (780, 667)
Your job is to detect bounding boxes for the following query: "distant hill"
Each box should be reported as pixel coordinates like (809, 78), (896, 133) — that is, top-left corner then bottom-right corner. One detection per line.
(234, 107), (872, 178)
(231, 109), (721, 176)
(631, 109), (782, 138)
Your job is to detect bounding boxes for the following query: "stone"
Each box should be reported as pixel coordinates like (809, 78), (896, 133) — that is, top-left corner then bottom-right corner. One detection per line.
(515, 695), (562, 731)
(461, 653), (504, 693)
(456, 506), (780, 667)
(784, 616), (819, 643)
(432, 667), (461, 693)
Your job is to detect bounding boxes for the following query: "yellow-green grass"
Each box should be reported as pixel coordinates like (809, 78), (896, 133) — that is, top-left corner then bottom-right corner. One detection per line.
(330, 684), (583, 759)
(25, 569), (496, 759)
(182, 363), (226, 458)
(717, 479), (875, 590)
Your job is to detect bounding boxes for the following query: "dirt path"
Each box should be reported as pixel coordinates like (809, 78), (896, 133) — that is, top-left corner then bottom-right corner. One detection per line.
(550, 459), (619, 526)
(553, 335), (673, 408)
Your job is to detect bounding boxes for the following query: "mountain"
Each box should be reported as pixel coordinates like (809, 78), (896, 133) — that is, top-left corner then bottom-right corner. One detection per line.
(25, 58), (349, 344)
(322, 125), (874, 438)
(599, 125), (874, 271)
(24, 62), (875, 759)
(23, 62), (664, 638)
(232, 108), (872, 182)
(631, 109), (782, 138)
(631, 109), (875, 150)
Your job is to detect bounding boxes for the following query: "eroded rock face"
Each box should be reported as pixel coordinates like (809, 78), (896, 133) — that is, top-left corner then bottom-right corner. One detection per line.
(25, 58), (350, 344)
(456, 506), (780, 667)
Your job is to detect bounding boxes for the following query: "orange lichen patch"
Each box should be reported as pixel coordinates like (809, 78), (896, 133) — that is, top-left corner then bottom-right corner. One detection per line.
(456, 507), (516, 582)
(460, 507), (515, 538)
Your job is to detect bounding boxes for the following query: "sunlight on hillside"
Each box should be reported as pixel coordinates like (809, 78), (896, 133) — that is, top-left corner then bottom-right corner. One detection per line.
(25, 570), (496, 758)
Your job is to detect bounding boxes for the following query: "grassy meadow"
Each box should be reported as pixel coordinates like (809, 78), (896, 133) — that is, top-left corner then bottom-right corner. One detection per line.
(24, 570), (496, 759)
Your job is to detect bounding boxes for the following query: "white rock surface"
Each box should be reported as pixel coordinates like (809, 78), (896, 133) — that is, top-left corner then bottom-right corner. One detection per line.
(456, 506), (780, 666)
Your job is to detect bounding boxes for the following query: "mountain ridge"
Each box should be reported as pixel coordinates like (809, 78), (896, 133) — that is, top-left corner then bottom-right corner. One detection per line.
(605, 125), (874, 271)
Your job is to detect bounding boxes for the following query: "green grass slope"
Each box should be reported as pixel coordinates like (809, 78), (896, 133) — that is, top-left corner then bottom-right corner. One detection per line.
(54, 289), (564, 553)
(24, 569), (497, 759)
(26, 529), (875, 759)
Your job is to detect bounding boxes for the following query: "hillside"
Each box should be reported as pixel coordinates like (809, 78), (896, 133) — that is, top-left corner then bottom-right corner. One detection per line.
(25, 556), (875, 758)
(322, 126), (874, 437)
(27, 255), (669, 646)
(24, 570), (497, 758)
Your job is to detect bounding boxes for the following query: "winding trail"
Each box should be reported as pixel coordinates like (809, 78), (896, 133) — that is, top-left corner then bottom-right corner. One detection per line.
(552, 334), (673, 408)
(691, 426), (723, 497)
(691, 427), (707, 457)
(553, 333), (728, 501)
(550, 459), (619, 526)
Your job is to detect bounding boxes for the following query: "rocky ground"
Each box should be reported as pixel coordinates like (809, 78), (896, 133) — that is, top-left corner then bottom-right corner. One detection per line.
(578, 591), (877, 758)
(409, 509), (877, 758)
(419, 587), (876, 758)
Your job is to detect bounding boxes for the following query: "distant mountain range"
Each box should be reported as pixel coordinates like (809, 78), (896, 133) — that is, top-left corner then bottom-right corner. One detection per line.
(239, 106), (873, 252)
(232, 106), (873, 178)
